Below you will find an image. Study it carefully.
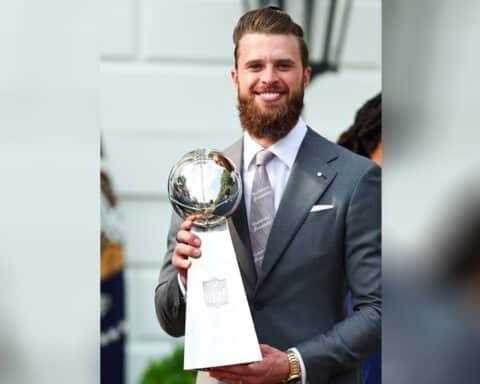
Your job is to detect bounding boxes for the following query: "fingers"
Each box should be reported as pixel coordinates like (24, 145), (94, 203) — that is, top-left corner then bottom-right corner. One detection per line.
(208, 368), (245, 383)
(209, 364), (256, 376)
(176, 229), (201, 248)
(172, 220), (202, 281)
(174, 243), (201, 261)
(209, 372), (243, 383)
(184, 213), (204, 224)
(180, 218), (193, 231)
(209, 372), (256, 384)
(172, 250), (192, 270)
(172, 241), (201, 276)
(208, 361), (266, 384)
(259, 344), (274, 356)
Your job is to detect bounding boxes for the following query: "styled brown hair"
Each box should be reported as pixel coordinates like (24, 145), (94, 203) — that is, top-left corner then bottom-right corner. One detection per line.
(233, 6), (309, 68)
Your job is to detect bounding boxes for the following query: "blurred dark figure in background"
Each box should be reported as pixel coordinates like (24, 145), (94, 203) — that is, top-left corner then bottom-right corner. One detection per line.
(438, 186), (480, 328)
(338, 92), (381, 384)
(383, 185), (480, 384)
(101, 145), (127, 384)
(441, 192), (480, 296)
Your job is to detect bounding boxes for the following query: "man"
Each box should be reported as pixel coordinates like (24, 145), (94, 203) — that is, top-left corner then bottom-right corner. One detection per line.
(155, 7), (381, 384)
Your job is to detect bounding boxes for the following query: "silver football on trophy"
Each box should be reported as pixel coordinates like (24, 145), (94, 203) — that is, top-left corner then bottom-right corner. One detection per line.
(168, 149), (242, 228)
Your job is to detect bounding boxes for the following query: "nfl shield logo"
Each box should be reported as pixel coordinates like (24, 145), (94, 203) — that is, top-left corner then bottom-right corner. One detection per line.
(202, 278), (229, 308)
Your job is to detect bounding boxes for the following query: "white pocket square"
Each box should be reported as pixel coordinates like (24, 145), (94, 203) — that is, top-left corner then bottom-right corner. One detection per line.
(310, 204), (334, 212)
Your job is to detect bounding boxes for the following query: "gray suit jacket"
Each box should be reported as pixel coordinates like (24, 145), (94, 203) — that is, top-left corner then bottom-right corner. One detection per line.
(155, 128), (381, 384)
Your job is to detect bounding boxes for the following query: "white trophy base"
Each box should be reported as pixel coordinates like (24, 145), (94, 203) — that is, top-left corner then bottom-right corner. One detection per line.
(183, 223), (262, 370)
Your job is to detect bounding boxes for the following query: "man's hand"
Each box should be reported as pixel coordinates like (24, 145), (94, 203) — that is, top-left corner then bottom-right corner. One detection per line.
(172, 216), (202, 287)
(207, 344), (290, 384)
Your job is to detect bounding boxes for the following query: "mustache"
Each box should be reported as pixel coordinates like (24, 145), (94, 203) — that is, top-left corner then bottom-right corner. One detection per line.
(252, 84), (286, 93)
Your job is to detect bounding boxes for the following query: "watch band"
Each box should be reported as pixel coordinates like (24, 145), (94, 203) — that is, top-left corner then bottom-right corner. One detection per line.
(285, 349), (301, 382)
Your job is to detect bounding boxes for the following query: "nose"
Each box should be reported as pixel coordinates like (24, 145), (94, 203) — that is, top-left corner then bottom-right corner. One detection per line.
(260, 65), (279, 84)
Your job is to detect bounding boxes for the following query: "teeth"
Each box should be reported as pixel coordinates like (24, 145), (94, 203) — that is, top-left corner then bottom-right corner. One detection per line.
(259, 92), (280, 100)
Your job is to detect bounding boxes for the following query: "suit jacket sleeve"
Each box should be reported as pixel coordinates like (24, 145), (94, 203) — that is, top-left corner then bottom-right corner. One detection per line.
(154, 211), (187, 337)
(297, 163), (381, 381)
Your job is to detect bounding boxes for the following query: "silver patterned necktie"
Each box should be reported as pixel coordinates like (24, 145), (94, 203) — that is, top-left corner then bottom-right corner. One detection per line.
(249, 149), (275, 276)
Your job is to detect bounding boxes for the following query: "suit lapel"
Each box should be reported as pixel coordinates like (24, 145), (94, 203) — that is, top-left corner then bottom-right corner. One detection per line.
(257, 128), (338, 288)
(225, 139), (257, 298)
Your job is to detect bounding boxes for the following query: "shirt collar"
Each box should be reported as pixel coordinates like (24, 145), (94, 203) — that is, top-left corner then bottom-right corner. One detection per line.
(243, 117), (307, 170)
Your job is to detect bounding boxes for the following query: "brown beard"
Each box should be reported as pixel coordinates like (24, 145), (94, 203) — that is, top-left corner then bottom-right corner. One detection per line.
(237, 85), (304, 143)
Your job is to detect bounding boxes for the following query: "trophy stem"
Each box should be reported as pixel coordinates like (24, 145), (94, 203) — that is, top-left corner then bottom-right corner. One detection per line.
(183, 223), (262, 369)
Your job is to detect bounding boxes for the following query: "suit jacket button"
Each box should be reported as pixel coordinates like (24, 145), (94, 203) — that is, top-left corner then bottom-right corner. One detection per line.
(254, 302), (264, 311)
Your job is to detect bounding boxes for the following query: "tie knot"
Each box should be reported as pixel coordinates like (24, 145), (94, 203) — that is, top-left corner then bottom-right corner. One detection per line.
(255, 150), (274, 166)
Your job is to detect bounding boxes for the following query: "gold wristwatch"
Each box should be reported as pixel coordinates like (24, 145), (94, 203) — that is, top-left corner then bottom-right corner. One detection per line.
(285, 349), (301, 382)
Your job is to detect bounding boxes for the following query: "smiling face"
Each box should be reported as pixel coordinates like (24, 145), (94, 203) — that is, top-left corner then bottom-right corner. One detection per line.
(231, 33), (311, 144)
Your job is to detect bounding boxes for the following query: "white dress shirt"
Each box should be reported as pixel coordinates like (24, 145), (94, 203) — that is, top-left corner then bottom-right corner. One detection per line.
(243, 118), (307, 220)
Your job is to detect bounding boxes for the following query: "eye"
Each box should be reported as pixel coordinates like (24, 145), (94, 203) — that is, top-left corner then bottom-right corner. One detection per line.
(247, 63), (262, 71)
(277, 62), (293, 71)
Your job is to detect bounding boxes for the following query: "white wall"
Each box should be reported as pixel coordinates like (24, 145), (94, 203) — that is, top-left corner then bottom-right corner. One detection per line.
(1, 1), (99, 383)
(99, 1), (381, 383)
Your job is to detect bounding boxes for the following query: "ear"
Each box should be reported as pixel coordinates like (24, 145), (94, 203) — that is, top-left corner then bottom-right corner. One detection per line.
(230, 68), (239, 86)
(303, 66), (312, 88)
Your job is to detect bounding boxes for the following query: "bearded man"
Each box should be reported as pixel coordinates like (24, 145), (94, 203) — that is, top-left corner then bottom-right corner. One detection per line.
(155, 7), (381, 384)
